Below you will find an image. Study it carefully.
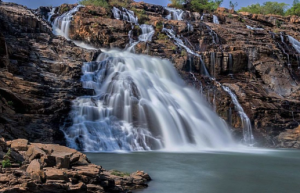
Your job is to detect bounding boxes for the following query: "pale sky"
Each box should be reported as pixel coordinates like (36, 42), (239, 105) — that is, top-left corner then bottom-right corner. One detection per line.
(2, 0), (295, 9)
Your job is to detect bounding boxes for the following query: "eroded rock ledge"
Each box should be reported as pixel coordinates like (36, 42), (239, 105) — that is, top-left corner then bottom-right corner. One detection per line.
(0, 138), (150, 193)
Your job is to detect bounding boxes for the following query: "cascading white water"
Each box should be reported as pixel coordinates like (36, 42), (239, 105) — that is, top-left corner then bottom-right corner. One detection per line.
(288, 35), (300, 53)
(213, 15), (219, 24)
(63, 50), (235, 151)
(279, 33), (291, 65)
(52, 5), (83, 40)
(206, 26), (219, 44)
(111, 7), (154, 52)
(246, 25), (264, 31)
(162, 27), (209, 76)
(222, 86), (254, 145)
(47, 7), (56, 22)
(111, 7), (138, 24)
(165, 7), (184, 20)
(139, 24), (155, 42)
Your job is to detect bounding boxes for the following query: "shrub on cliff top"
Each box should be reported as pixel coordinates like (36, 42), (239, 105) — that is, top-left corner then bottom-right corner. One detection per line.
(169, 0), (223, 12)
(108, 0), (131, 8)
(79, 0), (109, 9)
(238, 1), (288, 16)
(286, 0), (300, 16)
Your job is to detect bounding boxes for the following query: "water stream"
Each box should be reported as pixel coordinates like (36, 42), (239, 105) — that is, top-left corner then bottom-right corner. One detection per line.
(222, 86), (254, 145)
(165, 7), (184, 20)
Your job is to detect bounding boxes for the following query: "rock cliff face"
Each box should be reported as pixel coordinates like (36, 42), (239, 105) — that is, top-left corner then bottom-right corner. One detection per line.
(0, 3), (99, 144)
(0, 0), (300, 149)
(45, 2), (300, 147)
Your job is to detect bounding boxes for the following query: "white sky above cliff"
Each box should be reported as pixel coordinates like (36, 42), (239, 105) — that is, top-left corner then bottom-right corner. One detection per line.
(2, 0), (294, 9)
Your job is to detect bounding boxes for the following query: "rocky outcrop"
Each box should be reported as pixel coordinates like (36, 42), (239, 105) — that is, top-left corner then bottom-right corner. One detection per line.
(0, 138), (150, 192)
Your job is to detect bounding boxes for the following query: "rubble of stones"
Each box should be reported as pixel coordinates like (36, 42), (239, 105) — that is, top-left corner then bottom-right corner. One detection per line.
(0, 138), (151, 193)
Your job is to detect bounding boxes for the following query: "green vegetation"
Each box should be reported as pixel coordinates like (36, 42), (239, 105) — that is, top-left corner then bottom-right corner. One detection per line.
(155, 22), (164, 32)
(229, 1), (238, 11)
(190, 0), (223, 12)
(7, 101), (13, 106)
(79, 0), (109, 8)
(132, 7), (148, 23)
(181, 50), (187, 56)
(286, 0), (300, 16)
(238, 2), (288, 16)
(108, 0), (131, 8)
(170, 0), (184, 9)
(2, 148), (12, 168)
(169, 0), (223, 12)
(111, 170), (130, 177)
(158, 33), (168, 40)
(1, 160), (11, 168)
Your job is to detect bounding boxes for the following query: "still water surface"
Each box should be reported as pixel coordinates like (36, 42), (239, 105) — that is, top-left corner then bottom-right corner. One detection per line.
(87, 150), (300, 193)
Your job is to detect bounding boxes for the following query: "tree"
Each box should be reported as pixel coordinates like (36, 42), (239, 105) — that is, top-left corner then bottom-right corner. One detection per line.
(229, 1), (238, 11)
(286, 0), (300, 16)
(238, 1), (288, 16)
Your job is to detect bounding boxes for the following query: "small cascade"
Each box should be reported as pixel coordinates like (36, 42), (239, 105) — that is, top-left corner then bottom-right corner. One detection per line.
(222, 86), (254, 145)
(288, 35), (300, 53)
(269, 31), (276, 39)
(206, 26), (219, 44)
(187, 22), (194, 33)
(279, 33), (291, 65)
(201, 14), (209, 21)
(138, 24), (155, 42)
(53, 5), (83, 40)
(111, 7), (138, 24)
(111, 7), (154, 52)
(162, 27), (209, 76)
(165, 7), (184, 20)
(47, 7), (56, 22)
(228, 53), (233, 76)
(64, 50), (236, 151)
(213, 15), (219, 24)
(246, 25), (264, 31)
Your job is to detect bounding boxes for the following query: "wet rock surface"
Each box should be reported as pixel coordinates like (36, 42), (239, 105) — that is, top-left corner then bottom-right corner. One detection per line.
(0, 138), (150, 192)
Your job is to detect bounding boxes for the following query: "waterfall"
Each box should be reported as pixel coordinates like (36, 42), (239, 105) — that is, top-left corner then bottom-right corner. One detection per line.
(63, 50), (235, 151)
(165, 7), (184, 20)
(213, 15), (219, 24)
(222, 86), (254, 145)
(138, 24), (155, 42)
(206, 26), (219, 44)
(280, 33), (290, 64)
(246, 25), (264, 31)
(288, 35), (300, 53)
(111, 7), (138, 24)
(47, 7), (56, 22)
(52, 5), (83, 40)
(162, 27), (209, 76)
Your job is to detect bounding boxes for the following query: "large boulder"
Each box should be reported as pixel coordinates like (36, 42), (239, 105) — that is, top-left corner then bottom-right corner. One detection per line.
(10, 139), (28, 151)
(26, 159), (46, 182)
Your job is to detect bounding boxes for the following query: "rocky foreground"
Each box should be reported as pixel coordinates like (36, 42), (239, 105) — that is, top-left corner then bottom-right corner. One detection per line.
(0, 138), (150, 192)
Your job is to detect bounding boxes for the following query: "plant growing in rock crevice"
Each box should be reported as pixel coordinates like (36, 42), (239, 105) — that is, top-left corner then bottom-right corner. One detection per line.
(111, 170), (130, 177)
(2, 148), (12, 168)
